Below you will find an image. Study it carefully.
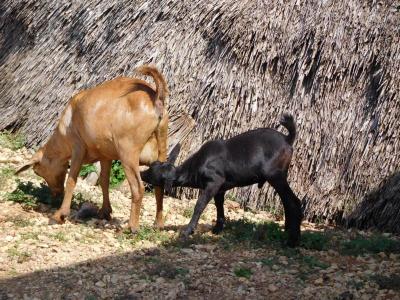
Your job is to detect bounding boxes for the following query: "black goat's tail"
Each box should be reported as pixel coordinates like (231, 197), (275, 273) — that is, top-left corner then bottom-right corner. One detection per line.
(280, 113), (296, 145)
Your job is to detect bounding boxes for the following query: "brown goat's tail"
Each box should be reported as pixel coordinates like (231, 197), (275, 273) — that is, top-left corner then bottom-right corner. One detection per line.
(280, 113), (296, 145)
(136, 65), (169, 107)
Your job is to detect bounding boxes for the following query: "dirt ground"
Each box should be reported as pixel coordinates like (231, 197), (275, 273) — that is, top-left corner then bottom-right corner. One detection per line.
(0, 145), (399, 300)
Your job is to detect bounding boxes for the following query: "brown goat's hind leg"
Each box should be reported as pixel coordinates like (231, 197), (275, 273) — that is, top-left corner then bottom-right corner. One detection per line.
(154, 186), (164, 229)
(53, 148), (85, 224)
(98, 160), (112, 220)
(153, 117), (168, 229)
(269, 176), (302, 247)
(122, 157), (144, 233)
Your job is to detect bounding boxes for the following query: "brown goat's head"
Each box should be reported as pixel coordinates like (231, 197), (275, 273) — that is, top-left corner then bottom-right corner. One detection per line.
(16, 149), (68, 197)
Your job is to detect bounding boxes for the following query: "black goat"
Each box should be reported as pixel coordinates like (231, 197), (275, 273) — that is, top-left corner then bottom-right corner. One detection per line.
(141, 114), (302, 247)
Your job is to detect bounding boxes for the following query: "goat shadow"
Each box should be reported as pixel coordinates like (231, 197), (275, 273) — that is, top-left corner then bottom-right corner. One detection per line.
(345, 171), (400, 234)
(6, 180), (124, 229)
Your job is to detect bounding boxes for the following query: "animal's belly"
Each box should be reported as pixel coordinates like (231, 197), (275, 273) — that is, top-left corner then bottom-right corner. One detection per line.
(139, 138), (158, 166)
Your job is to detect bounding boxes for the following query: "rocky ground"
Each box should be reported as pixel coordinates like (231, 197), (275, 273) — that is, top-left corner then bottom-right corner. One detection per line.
(0, 144), (400, 300)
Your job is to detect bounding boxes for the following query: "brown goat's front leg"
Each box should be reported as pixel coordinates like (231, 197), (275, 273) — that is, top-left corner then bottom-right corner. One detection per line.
(123, 158), (144, 233)
(98, 160), (112, 220)
(53, 148), (85, 224)
(154, 186), (164, 229)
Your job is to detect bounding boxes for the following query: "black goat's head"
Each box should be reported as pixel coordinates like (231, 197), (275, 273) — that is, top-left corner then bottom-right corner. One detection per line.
(140, 161), (176, 190)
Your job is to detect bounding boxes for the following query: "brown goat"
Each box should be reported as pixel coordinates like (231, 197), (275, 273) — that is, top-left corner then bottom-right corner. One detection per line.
(16, 65), (169, 232)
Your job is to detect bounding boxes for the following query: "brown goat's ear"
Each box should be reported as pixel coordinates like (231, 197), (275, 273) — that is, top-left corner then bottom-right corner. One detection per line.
(15, 163), (34, 175)
(15, 151), (43, 175)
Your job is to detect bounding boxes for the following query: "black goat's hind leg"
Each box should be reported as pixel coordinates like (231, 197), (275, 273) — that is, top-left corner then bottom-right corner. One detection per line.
(269, 177), (302, 247)
(212, 191), (225, 234)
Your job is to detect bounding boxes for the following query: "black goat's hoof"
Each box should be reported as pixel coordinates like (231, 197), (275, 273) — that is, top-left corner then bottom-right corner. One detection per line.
(286, 238), (300, 248)
(212, 225), (224, 235)
(179, 228), (193, 241)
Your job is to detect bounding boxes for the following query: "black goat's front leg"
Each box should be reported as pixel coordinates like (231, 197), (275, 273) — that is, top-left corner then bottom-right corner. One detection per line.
(180, 182), (222, 239)
(212, 191), (225, 234)
(269, 177), (302, 247)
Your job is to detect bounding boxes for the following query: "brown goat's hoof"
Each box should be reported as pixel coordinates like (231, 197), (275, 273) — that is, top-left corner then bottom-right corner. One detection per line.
(153, 219), (164, 230)
(51, 211), (68, 224)
(129, 226), (139, 234)
(98, 208), (112, 221)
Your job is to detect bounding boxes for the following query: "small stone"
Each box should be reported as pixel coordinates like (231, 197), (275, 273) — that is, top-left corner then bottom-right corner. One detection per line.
(5, 236), (13, 242)
(156, 277), (165, 284)
(378, 252), (386, 258)
(314, 278), (324, 285)
(181, 248), (194, 255)
(338, 291), (354, 300)
(95, 281), (106, 288)
(38, 244), (49, 248)
(268, 284), (278, 292)
(111, 274), (118, 284)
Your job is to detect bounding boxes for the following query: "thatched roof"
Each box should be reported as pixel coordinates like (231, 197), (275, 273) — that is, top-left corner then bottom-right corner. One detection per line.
(1, 0), (399, 231)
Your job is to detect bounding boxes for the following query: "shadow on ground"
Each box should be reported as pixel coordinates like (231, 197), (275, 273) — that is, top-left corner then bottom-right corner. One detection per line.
(345, 171), (400, 234)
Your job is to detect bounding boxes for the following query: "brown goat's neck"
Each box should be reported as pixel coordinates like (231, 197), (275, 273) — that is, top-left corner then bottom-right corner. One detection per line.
(42, 130), (71, 162)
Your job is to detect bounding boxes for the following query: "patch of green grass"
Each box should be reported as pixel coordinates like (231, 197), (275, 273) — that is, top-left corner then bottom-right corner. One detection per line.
(7, 246), (32, 263)
(340, 235), (400, 256)
(8, 216), (33, 227)
(300, 231), (330, 251)
(370, 274), (400, 291)
(346, 278), (365, 291)
(264, 204), (284, 219)
(110, 161), (125, 187)
(301, 255), (329, 269)
(182, 207), (194, 219)
(0, 166), (15, 189)
(20, 232), (39, 240)
(72, 192), (90, 209)
(225, 193), (238, 202)
(234, 267), (253, 279)
(259, 257), (279, 267)
(6, 179), (58, 209)
(146, 261), (189, 279)
(280, 247), (301, 258)
(78, 161), (125, 187)
(221, 219), (287, 247)
(119, 226), (170, 245)
(79, 164), (97, 178)
(0, 131), (25, 150)
(52, 232), (68, 242)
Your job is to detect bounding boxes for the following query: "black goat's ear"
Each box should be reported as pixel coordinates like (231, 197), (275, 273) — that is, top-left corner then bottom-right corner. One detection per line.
(167, 143), (181, 165)
(164, 179), (173, 193)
